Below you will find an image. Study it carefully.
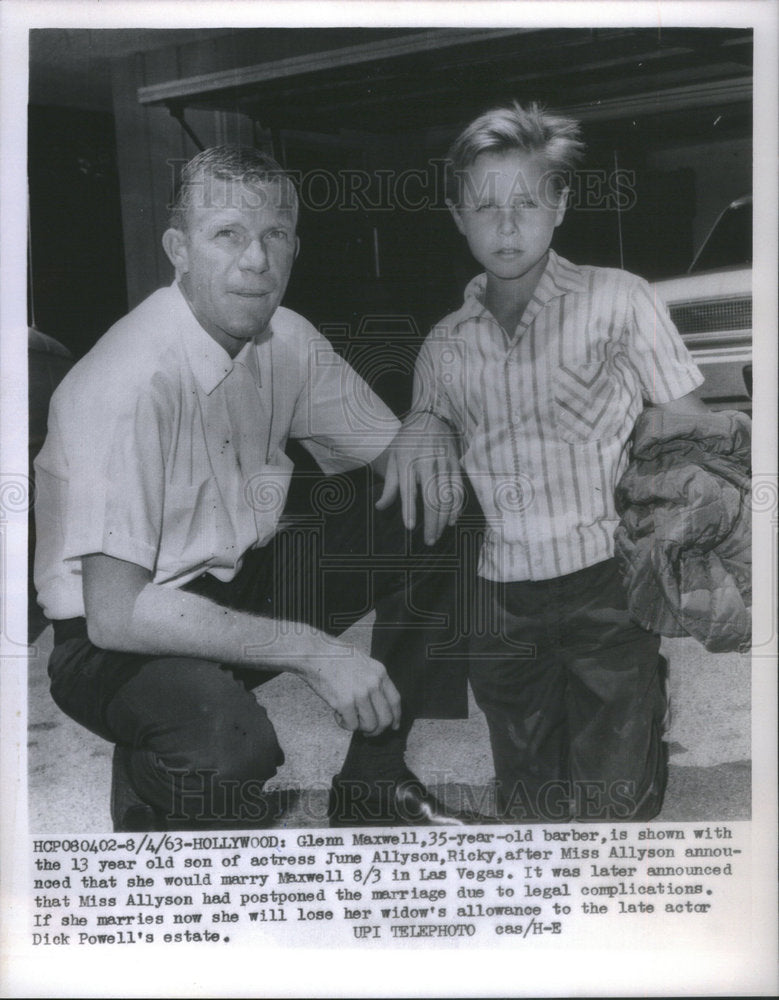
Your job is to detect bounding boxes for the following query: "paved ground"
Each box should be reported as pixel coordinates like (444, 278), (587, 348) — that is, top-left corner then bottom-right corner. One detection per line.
(27, 618), (750, 831)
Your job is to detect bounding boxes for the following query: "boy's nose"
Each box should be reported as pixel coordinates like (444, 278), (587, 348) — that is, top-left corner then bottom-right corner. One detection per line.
(497, 208), (518, 234)
(239, 237), (269, 271)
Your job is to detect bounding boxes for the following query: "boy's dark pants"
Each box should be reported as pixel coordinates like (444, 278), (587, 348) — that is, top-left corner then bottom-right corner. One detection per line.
(468, 558), (666, 823)
(46, 479), (468, 828)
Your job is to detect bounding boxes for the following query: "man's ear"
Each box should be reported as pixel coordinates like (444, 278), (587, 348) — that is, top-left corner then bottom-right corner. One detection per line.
(294, 235), (301, 260)
(446, 199), (466, 236)
(162, 228), (189, 277)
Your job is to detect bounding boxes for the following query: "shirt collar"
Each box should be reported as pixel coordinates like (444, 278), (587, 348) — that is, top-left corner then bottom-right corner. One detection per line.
(171, 281), (263, 394)
(234, 336), (262, 387)
(461, 250), (589, 318)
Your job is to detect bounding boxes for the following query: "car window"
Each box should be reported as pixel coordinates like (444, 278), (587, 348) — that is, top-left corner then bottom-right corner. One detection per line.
(689, 198), (752, 273)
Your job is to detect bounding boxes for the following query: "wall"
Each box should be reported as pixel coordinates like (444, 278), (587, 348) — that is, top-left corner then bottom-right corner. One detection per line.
(109, 29), (421, 309)
(109, 33), (753, 313)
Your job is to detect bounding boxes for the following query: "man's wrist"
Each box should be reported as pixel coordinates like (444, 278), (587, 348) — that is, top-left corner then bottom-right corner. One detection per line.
(269, 626), (345, 677)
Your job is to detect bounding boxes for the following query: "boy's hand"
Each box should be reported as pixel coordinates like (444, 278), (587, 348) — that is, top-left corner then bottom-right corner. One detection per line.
(376, 411), (464, 545)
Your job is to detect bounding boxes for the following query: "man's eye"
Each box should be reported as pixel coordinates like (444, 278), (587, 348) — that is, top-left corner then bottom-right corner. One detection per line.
(215, 228), (239, 239)
(265, 230), (289, 241)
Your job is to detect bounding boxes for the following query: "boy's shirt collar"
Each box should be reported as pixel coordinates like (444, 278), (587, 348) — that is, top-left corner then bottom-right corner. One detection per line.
(462, 250), (588, 322)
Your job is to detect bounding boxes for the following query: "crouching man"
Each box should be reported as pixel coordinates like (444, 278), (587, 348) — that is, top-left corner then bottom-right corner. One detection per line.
(34, 146), (476, 831)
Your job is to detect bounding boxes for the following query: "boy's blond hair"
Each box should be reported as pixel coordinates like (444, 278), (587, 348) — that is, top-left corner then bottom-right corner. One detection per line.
(447, 101), (585, 202)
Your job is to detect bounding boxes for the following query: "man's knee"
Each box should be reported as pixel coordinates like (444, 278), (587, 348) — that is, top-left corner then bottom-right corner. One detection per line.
(186, 713), (283, 788)
(129, 721), (284, 826)
(119, 668), (285, 825)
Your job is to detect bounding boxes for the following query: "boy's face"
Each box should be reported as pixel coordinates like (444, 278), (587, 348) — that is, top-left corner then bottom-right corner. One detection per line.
(449, 150), (567, 284)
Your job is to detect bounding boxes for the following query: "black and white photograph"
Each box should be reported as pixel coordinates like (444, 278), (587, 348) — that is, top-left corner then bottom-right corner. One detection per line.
(1, 1), (776, 996)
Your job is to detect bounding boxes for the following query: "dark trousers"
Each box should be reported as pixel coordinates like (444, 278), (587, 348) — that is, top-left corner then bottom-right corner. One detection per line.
(468, 558), (665, 822)
(47, 476), (468, 827)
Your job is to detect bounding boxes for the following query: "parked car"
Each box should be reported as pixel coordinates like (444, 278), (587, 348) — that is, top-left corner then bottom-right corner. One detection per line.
(652, 195), (752, 411)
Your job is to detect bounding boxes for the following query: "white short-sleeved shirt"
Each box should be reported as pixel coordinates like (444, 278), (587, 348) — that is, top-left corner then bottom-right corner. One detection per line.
(414, 251), (704, 582)
(34, 282), (400, 619)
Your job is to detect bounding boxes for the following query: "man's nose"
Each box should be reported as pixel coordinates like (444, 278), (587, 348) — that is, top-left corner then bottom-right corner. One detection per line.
(238, 237), (269, 271)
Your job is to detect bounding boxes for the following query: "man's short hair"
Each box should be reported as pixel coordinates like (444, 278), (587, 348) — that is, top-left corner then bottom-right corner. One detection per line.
(169, 145), (299, 230)
(446, 101), (585, 203)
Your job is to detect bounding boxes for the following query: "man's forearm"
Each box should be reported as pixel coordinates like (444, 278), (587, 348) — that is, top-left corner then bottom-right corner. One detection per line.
(82, 552), (401, 734)
(94, 579), (337, 675)
(126, 584), (403, 735)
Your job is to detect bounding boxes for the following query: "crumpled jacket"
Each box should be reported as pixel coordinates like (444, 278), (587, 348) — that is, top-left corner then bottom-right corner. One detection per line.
(614, 408), (751, 653)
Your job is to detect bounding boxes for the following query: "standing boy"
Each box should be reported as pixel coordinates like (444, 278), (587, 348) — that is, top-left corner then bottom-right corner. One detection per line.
(404, 102), (709, 821)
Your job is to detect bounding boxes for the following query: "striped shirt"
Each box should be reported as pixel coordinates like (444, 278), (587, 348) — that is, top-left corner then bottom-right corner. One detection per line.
(414, 250), (703, 582)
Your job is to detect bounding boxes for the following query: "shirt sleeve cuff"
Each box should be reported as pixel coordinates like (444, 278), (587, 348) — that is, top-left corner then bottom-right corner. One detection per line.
(645, 365), (705, 405)
(62, 531), (158, 574)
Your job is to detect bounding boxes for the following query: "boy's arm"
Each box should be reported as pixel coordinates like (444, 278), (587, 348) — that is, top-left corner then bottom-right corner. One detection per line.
(650, 391), (710, 416)
(375, 410), (463, 545)
(82, 553), (401, 737)
(376, 333), (463, 545)
(629, 277), (706, 408)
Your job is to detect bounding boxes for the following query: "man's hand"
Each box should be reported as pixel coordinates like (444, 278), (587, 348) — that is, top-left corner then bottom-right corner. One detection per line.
(376, 411), (464, 545)
(296, 644), (401, 737)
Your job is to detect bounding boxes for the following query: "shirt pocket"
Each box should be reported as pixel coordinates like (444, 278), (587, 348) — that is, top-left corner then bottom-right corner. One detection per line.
(553, 359), (620, 443)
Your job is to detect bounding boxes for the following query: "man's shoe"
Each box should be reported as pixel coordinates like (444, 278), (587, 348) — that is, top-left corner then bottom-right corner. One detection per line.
(327, 768), (495, 827)
(111, 745), (164, 832)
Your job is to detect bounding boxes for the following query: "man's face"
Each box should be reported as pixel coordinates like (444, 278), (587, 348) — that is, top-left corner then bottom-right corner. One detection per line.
(449, 150), (567, 285)
(164, 175), (299, 356)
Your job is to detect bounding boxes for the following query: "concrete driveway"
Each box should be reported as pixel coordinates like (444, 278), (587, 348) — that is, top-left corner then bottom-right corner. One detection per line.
(27, 619), (750, 831)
